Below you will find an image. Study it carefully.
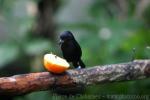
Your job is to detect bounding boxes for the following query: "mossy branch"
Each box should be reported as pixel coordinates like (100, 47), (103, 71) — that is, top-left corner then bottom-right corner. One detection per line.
(0, 60), (150, 96)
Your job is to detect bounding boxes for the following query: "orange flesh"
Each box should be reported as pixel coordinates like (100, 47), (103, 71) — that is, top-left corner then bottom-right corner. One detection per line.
(44, 54), (70, 73)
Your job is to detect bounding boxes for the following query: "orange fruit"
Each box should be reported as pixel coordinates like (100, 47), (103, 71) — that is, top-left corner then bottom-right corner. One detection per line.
(44, 53), (70, 73)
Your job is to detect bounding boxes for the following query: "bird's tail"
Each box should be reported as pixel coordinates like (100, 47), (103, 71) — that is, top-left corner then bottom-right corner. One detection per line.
(79, 59), (85, 68)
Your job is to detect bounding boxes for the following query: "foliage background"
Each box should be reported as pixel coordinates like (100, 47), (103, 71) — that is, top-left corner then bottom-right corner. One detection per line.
(0, 0), (150, 100)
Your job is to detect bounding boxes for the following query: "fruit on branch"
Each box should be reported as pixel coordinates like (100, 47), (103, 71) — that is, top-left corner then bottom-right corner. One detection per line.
(44, 53), (70, 73)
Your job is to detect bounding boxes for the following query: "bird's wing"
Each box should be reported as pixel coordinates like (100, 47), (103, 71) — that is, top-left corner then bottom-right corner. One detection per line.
(74, 40), (82, 56)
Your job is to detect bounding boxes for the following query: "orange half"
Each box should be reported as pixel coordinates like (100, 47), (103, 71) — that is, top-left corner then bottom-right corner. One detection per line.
(44, 53), (70, 73)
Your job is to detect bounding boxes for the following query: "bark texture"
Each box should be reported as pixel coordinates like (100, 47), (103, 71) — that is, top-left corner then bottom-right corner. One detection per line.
(0, 60), (150, 96)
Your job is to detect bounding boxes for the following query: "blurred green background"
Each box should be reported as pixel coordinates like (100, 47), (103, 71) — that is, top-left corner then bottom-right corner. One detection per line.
(0, 0), (150, 100)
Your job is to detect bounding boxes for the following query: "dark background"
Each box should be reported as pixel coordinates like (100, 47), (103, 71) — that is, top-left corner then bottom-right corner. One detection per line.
(0, 0), (150, 100)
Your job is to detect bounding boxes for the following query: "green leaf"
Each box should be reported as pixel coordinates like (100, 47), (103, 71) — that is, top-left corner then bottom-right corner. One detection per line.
(24, 39), (51, 55)
(0, 43), (19, 68)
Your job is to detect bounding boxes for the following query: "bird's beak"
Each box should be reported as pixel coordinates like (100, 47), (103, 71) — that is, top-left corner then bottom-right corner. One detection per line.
(59, 39), (64, 45)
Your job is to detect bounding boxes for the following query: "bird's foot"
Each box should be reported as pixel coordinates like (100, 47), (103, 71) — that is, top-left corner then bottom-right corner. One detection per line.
(76, 66), (81, 70)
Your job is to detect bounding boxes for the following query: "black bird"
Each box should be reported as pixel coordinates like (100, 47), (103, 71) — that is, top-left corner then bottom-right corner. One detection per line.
(59, 31), (85, 68)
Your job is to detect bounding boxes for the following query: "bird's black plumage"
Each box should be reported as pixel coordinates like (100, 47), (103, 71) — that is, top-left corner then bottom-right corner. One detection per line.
(59, 31), (85, 68)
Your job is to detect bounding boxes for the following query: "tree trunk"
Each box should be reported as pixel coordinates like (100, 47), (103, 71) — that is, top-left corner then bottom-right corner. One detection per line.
(32, 0), (59, 40)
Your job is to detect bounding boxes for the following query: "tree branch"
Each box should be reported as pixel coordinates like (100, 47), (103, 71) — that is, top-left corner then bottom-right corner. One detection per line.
(0, 60), (150, 96)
